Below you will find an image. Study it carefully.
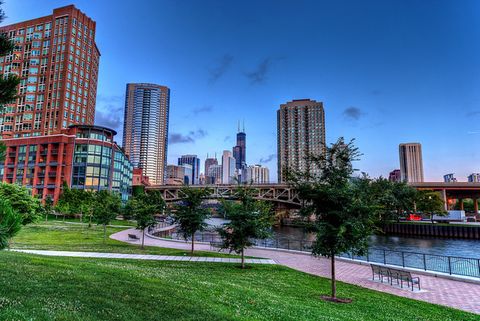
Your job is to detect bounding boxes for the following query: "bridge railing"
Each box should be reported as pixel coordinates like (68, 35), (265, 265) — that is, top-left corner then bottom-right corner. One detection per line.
(168, 232), (480, 278)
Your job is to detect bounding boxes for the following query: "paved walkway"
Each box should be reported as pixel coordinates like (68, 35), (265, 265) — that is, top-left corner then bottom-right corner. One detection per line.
(11, 249), (276, 265)
(111, 228), (480, 315)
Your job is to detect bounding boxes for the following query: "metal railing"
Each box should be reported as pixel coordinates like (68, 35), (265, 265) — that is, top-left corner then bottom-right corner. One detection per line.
(167, 232), (480, 278)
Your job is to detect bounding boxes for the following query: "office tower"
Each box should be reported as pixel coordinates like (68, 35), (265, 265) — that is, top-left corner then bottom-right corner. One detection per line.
(166, 165), (185, 185)
(245, 165), (270, 184)
(204, 155), (218, 184)
(443, 173), (457, 183)
(388, 169), (401, 182)
(122, 83), (170, 185)
(1, 125), (132, 202)
(207, 164), (223, 184)
(399, 143), (424, 183)
(277, 99), (326, 183)
(222, 150), (236, 184)
(468, 173), (480, 183)
(181, 164), (193, 185)
(232, 122), (246, 170)
(0, 5), (99, 138)
(178, 155), (200, 185)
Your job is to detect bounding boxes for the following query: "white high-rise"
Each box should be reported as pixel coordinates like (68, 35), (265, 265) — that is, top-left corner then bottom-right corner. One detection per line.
(245, 165), (270, 184)
(399, 143), (424, 183)
(222, 150), (236, 184)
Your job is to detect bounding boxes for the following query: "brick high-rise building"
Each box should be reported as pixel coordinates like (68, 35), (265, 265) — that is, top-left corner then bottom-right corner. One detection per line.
(399, 143), (424, 183)
(277, 99), (326, 183)
(122, 83), (170, 185)
(0, 5), (100, 138)
(388, 169), (401, 182)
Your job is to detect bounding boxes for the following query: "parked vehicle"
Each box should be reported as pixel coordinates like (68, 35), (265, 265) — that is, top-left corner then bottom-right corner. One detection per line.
(432, 210), (466, 222)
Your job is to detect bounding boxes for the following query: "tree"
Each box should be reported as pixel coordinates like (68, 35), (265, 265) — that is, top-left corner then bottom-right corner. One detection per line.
(286, 138), (377, 302)
(130, 191), (165, 249)
(43, 195), (54, 222)
(0, 198), (21, 249)
(218, 183), (273, 268)
(0, 182), (42, 225)
(172, 186), (211, 255)
(416, 190), (446, 223)
(92, 190), (122, 243)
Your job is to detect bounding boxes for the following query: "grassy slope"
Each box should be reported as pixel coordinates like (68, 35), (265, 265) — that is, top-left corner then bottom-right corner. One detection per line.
(0, 251), (476, 321)
(10, 220), (234, 257)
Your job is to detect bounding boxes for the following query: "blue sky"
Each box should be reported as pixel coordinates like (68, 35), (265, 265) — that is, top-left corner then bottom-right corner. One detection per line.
(5, 0), (480, 181)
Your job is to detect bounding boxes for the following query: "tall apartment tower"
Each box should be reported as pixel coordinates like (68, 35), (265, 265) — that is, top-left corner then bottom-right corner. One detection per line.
(399, 143), (424, 183)
(178, 155), (200, 185)
(222, 150), (236, 184)
(232, 122), (246, 170)
(0, 5), (100, 138)
(277, 99), (326, 183)
(122, 83), (170, 185)
(204, 155), (218, 184)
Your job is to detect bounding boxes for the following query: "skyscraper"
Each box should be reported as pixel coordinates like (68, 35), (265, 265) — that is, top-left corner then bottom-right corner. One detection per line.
(232, 122), (246, 171)
(245, 165), (270, 184)
(122, 83), (170, 185)
(0, 5), (100, 138)
(222, 150), (236, 184)
(204, 155), (218, 184)
(277, 99), (326, 183)
(399, 143), (424, 183)
(178, 155), (200, 185)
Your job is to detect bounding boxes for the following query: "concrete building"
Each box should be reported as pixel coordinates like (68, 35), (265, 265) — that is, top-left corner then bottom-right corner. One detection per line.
(0, 5), (99, 138)
(0, 125), (132, 203)
(221, 150), (236, 184)
(166, 165), (185, 185)
(468, 173), (480, 183)
(443, 173), (457, 183)
(122, 83), (170, 185)
(388, 169), (401, 182)
(132, 168), (150, 187)
(207, 164), (223, 184)
(277, 99), (326, 183)
(399, 143), (424, 183)
(204, 155), (218, 184)
(178, 155), (200, 185)
(245, 165), (269, 184)
(181, 164), (193, 185)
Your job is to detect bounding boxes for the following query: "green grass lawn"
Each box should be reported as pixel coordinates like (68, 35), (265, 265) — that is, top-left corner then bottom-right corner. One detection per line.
(45, 214), (138, 226)
(0, 251), (475, 321)
(10, 220), (235, 258)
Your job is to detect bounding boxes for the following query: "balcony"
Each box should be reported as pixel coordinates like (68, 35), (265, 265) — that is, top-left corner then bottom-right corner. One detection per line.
(40, 150), (48, 156)
(51, 149), (59, 155)
(6, 174), (13, 179)
(8, 152), (16, 157)
(49, 162), (58, 166)
(47, 184), (56, 189)
(37, 172), (45, 178)
(47, 171), (57, 178)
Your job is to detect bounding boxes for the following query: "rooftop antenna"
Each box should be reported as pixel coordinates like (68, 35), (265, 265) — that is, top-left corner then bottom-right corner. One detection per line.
(215, 152), (217, 160)
(243, 119), (245, 133)
(237, 120), (240, 133)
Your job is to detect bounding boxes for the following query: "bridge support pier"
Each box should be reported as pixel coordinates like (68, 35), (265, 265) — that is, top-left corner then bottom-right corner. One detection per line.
(459, 198), (464, 211)
(441, 189), (448, 211)
(474, 198), (478, 214)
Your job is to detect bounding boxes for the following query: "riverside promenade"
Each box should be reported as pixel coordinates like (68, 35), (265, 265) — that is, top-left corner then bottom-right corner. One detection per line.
(111, 228), (480, 314)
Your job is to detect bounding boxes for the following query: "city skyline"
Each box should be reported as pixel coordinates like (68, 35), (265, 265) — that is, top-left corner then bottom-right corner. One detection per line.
(5, 1), (480, 182)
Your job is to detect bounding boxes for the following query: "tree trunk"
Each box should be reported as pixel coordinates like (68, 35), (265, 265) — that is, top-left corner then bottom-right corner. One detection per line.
(103, 224), (107, 244)
(331, 252), (336, 299)
(191, 232), (195, 255)
(141, 228), (145, 249)
(88, 215), (92, 228)
(241, 249), (245, 269)
(45, 213), (48, 222)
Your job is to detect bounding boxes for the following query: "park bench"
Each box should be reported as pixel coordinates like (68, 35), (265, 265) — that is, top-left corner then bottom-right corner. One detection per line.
(128, 234), (139, 240)
(370, 264), (420, 291)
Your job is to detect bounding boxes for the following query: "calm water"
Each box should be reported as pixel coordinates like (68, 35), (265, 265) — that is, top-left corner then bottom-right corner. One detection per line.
(272, 225), (480, 259)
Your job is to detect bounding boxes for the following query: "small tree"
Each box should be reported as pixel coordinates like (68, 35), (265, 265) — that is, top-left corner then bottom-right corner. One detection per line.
(218, 184), (273, 268)
(0, 198), (22, 249)
(43, 196), (54, 222)
(172, 186), (211, 255)
(416, 190), (446, 223)
(131, 191), (165, 249)
(287, 138), (377, 302)
(92, 190), (122, 243)
(0, 182), (42, 225)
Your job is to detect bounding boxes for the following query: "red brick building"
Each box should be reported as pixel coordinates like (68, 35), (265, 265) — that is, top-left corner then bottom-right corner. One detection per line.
(0, 5), (99, 138)
(1, 125), (132, 203)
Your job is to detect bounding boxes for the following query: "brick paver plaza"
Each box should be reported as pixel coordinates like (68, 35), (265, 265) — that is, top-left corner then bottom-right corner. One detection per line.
(109, 228), (480, 314)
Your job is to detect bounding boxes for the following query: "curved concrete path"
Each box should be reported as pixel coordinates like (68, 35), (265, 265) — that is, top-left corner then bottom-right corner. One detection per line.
(111, 228), (480, 315)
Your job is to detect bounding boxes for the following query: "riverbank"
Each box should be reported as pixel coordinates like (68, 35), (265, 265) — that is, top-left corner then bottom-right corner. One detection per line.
(383, 223), (480, 239)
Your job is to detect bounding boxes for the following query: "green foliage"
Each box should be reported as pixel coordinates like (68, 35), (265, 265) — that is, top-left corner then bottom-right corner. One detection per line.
(0, 197), (22, 249)
(287, 138), (377, 299)
(173, 187), (211, 238)
(416, 190), (446, 222)
(454, 199), (475, 212)
(0, 182), (41, 225)
(92, 190), (122, 226)
(218, 183), (273, 268)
